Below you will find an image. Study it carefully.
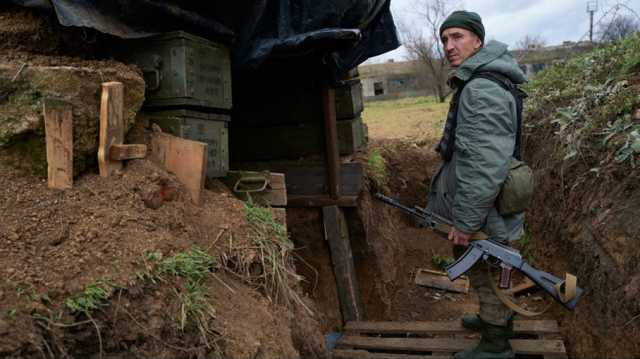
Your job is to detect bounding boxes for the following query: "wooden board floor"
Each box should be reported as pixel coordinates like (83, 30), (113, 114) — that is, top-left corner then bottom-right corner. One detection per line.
(332, 320), (568, 359)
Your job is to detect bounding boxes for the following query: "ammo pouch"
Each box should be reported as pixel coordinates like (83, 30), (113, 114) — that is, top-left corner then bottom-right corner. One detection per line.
(496, 159), (534, 216)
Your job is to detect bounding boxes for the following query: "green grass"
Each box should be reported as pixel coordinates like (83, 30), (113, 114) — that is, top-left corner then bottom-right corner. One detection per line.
(65, 280), (113, 314)
(431, 255), (455, 271)
(525, 33), (640, 168)
(362, 96), (449, 141)
(137, 248), (219, 347)
(367, 149), (389, 190)
(244, 202), (305, 310)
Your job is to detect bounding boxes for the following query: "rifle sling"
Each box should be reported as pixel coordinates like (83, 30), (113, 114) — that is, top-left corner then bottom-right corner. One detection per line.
(488, 266), (551, 317)
(488, 268), (579, 317)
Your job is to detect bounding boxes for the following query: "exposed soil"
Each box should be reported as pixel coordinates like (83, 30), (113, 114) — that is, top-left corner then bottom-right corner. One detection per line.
(524, 116), (640, 359)
(0, 150), (327, 358)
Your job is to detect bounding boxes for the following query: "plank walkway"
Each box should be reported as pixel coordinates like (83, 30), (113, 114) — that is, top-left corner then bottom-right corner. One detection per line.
(333, 320), (567, 359)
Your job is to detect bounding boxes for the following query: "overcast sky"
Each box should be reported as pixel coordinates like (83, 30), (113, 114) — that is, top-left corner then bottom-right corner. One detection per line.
(366, 0), (640, 63)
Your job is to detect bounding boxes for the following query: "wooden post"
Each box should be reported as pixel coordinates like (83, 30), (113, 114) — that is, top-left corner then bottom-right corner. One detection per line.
(98, 82), (124, 177)
(323, 205), (363, 322)
(322, 86), (341, 198)
(43, 99), (73, 189)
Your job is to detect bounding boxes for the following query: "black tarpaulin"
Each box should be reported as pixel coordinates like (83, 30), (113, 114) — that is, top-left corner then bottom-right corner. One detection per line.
(10, 0), (399, 72)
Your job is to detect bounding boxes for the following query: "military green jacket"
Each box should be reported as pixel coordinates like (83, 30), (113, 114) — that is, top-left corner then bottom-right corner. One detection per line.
(427, 40), (527, 242)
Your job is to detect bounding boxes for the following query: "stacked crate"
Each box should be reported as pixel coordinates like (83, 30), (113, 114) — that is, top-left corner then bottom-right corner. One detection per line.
(123, 31), (232, 178)
(230, 70), (367, 162)
(334, 72), (367, 155)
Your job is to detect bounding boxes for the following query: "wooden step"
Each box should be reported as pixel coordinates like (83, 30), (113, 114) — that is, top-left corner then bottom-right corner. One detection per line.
(344, 320), (560, 336)
(334, 320), (567, 359)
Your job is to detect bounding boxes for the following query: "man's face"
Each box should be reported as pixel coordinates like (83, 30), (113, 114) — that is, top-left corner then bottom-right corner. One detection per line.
(441, 27), (482, 67)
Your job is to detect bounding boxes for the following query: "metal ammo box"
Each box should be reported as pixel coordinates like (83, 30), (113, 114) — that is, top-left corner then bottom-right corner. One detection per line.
(124, 31), (232, 110)
(146, 110), (229, 178)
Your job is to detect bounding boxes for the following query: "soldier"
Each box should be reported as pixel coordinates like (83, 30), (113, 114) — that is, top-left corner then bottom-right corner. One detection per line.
(426, 10), (528, 359)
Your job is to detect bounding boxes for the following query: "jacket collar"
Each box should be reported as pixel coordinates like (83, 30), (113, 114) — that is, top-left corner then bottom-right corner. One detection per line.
(448, 40), (509, 87)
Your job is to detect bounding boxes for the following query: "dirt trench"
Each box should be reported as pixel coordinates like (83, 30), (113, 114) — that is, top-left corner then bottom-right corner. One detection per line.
(288, 139), (484, 334)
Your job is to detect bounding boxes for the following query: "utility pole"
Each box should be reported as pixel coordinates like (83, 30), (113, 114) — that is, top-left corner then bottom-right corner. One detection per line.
(587, 1), (598, 42)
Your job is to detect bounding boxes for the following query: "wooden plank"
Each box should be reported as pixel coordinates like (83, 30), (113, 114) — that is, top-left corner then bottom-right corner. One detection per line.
(43, 99), (73, 189)
(344, 320), (560, 336)
(323, 86), (340, 198)
(288, 195), (358, 208)
(109, 144), (147, 161)
(98, 81), (124, 177)
(323, 206), (363, 322)
(332, 349), (450, 359)
(338, 336), (567, 356)
(415, 269), (469, 294)
(510, 339), (566, 355)
(150, 132), (207, 205)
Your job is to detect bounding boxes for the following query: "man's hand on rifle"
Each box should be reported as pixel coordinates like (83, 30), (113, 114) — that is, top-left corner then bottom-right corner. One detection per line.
(448, 227), (472, 246)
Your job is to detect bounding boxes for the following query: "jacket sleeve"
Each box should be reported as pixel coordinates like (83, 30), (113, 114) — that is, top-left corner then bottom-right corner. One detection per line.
(452, 78), (517, 233)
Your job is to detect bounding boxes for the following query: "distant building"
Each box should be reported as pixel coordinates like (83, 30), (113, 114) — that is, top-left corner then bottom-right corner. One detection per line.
(358, 41), (595, 101)
(513, 41), (594, 78)
(358, 60), (426, 101)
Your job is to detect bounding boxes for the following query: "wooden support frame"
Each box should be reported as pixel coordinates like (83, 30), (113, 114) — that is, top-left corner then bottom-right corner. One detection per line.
(43, 99), (73, 189)
(323, 205), (363, 322)
(322, 86), (341, 199)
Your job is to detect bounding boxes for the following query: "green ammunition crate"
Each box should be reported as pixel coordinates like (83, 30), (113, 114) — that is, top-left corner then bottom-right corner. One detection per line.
(230, 117), (367, 161)
(335, 79), (363, 120)
(124, 31), (232, 110)
(147, 110), (229, 178)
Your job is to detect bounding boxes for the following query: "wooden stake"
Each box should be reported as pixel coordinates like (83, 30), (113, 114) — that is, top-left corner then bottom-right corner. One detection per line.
(43, 99), (73, 189)
(98, 82), (124, 177)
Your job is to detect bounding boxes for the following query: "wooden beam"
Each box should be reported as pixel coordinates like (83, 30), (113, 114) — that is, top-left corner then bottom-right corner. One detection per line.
(344, 320), (560, 336)
(338, 335), (567, 356)
(109, 144), (147, 161)
(323, 205), (363, 322)
(322, 86), (340, 198)
(150, 132), (207, 205)
(333, 349), (449, 359)
(287, 195), (358, 208)
(98, 82), (124, 177)
(43, 99), (73, 190)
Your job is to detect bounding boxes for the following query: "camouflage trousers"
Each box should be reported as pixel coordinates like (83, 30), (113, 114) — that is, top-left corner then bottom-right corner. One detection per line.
(453, 245), (513, 326)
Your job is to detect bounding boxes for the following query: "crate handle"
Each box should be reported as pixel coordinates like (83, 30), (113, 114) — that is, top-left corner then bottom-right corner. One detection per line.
(143, 69), (161, 91)
(233, 176), (268, 193)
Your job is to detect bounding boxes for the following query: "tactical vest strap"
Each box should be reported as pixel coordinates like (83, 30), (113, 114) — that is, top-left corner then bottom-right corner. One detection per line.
(436, 72), (527, 162)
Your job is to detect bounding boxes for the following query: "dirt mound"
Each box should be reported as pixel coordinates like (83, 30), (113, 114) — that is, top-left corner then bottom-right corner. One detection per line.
(0, 155), (326, 358)
(523, 34), (640, 359)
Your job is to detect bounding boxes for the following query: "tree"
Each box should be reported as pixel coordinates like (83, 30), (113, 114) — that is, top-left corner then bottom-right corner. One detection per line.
(513, 34), (547, 62)
(598, 15), (640, 43)
(401, 0), (458, 103)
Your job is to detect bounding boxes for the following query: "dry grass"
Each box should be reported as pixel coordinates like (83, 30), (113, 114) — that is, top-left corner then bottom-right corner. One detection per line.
(362, 96), (449, 141)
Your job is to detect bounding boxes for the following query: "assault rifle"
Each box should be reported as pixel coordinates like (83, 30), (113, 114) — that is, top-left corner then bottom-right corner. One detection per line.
(374, 193), (582, 311)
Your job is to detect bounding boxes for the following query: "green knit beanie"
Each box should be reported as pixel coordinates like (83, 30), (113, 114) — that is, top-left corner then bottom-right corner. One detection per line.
(439, 10), (485, 44)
